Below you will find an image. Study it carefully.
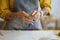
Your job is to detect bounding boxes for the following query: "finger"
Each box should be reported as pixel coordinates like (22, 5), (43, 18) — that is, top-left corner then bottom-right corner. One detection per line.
(34, 11), (40, 17)
(33, 17), (37, 21)
(25, 21), (33, 24)
(25, 18), (33, 23)
(22, 17), (33, 24)
(33, 15), (40, 22)
(32, 11), (37, 16)
(24, 19), (33, 24)
(25, 18), (33, 24)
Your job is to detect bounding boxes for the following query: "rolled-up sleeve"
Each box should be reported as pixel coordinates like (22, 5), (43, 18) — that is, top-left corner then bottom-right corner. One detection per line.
(40, 0), (52, 13)
(0, 0), (11, 19)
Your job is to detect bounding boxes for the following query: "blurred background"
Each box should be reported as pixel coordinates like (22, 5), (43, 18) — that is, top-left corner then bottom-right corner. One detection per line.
(51, 0), (60, 29)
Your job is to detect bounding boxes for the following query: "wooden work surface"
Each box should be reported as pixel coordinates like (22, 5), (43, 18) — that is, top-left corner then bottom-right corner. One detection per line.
(0, 30), (60, 40)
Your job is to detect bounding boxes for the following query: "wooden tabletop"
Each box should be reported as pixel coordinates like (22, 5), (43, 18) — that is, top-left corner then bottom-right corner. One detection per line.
(0, 30), (60, 40)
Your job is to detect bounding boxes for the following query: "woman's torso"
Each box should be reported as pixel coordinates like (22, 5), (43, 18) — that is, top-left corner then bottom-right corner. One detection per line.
(14, 0), (40, 13)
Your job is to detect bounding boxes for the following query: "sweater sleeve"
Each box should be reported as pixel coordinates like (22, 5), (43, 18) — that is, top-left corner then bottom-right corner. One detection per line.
(40, 0), (52, 14)
(0, 0), (11, 19)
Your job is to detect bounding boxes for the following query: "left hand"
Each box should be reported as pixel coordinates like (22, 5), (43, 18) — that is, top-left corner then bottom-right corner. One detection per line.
(32, 11), (40, 22)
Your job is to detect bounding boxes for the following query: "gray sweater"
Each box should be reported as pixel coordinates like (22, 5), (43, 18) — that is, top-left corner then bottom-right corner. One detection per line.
(14, 0), (41, 13)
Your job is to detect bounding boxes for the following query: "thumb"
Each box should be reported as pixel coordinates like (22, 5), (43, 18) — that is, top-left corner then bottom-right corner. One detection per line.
(32, 11), (37, 16)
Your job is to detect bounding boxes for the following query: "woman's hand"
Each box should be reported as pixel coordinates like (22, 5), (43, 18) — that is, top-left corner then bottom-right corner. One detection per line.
(32, 11), (40, 22)
(20, 11), (33, 24)
(22, 16), (33, 24)
(16, 11), (33, 24)
(5, 11), (33, 24)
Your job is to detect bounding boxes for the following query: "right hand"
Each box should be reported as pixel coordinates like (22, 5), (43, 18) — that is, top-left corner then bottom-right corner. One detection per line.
(22, 16), (33, 24)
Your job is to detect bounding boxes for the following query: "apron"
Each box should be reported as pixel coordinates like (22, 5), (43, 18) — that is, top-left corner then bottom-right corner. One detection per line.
(6, 0), (42, 30)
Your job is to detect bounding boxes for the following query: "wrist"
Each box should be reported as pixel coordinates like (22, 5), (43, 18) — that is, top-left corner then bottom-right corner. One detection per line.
(41, 8), (49, 15)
